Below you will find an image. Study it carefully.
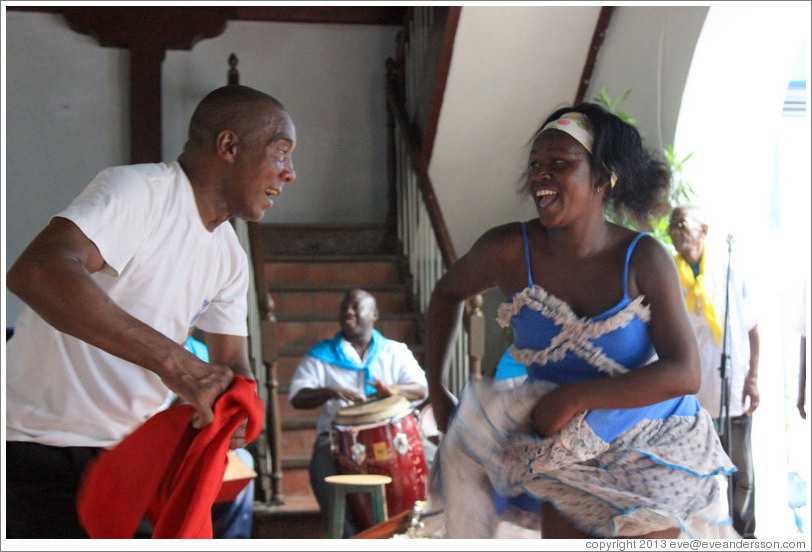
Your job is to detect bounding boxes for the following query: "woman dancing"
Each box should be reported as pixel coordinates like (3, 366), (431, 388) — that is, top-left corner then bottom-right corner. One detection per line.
(424, 103), (737, 539)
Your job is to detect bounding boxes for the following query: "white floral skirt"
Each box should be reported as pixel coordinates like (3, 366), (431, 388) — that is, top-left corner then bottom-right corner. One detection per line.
(420, 380), (739, 539)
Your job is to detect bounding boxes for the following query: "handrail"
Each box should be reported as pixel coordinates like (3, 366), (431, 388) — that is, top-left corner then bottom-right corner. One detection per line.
(387, 6), (483, 395)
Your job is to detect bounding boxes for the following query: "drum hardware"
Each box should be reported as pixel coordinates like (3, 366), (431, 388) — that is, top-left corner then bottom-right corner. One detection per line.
(392, 418), (408, 455)
(329, 430), (337, 456)
(351, 432), (367, 465)
(393, 432), (409, 456)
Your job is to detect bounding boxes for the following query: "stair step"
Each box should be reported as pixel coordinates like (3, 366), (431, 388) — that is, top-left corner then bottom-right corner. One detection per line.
(282, 455), (312, 470)
(252, 495), (325, 539)
(259, 223), (396, 257)
(264, 259), (401, 288)
(282, 415), (319, 432)
(269, 286), (412, 318)
(268, 254), (401, 263)
(255, 493), (319, 515)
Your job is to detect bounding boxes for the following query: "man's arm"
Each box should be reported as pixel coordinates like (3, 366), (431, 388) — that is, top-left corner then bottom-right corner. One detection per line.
(370, 379), (427, 402)
(6, 217), (232, 427)
(743, 325), (760, 415)
(290, 387), (365, 409)
(204, 332), (254, 381)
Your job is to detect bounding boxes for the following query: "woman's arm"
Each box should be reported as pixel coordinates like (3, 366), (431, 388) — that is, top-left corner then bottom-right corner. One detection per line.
(531, 236), (701, 436)
(425, 224), (521, 432)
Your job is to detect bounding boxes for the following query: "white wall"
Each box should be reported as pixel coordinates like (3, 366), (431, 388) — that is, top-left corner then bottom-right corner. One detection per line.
(585, 6), (708, 152)
(162, 20), (398, 226)
(4, 12), (130, 326)
(4, 12), (398, 325)
(430, 6), (600, 258)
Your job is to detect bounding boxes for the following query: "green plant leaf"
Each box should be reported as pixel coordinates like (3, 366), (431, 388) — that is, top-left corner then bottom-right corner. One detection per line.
(616, 87), (634, 107)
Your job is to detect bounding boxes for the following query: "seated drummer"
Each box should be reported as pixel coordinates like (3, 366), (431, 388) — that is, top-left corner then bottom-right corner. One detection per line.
(289, 288), (428, 537)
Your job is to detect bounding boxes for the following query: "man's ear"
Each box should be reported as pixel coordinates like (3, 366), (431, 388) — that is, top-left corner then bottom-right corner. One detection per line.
(216, 130), (239, 161)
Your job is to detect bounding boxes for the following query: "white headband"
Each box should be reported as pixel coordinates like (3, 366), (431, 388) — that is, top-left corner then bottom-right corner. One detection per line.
(539, 112), (593, 153)
(538, 112), (617, 189)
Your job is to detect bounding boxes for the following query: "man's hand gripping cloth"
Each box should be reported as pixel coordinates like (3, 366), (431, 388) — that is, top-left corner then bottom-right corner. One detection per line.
(76, 376), (264, 538)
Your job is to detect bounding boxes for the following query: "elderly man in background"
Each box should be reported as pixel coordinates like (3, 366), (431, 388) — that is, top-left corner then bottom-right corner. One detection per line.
(669, 204), (760, 539)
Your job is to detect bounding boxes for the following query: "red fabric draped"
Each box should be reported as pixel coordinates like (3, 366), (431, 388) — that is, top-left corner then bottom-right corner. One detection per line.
(77, 376), (264, 538)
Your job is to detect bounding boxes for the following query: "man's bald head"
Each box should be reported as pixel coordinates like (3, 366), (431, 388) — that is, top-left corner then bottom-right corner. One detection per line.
(339, 289), (379, 343)
(671, 204), (709, 227)
(184, 85), (287, 152)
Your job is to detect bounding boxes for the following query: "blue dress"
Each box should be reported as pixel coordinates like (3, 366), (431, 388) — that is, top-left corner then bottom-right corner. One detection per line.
(427, 224), (737, 539)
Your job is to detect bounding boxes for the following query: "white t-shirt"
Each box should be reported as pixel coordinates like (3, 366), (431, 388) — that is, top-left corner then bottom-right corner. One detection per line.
(6, 162), (249, 448)
(686, 239), (759, 418)
(288, 335), (428, 434)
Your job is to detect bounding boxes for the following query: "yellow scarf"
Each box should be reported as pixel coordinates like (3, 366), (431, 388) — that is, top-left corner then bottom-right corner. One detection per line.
(674, 248), (722, 345)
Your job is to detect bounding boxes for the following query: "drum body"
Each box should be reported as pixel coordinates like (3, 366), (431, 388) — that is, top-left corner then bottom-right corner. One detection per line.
(332, 396), (428, 530)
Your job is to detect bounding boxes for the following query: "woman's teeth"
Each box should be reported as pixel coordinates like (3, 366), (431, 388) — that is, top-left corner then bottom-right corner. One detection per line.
(536, 189), (557, 208)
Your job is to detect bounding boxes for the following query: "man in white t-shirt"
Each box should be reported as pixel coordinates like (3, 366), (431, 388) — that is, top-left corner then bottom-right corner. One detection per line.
(6, 85), (297, 538)
(669, 204), (760, 538)
(289, 289), (428, 537)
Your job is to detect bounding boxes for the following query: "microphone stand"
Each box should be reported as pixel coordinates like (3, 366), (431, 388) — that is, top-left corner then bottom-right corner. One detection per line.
(718, 234), (734, 514)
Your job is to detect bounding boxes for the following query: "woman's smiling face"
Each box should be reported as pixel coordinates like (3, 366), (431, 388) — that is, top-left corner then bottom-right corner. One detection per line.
(526, 129), (599, 228)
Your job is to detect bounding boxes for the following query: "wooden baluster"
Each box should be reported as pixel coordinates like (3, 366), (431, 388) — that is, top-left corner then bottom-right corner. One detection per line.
(465, 294), (485, 381)
(259, 291), (284, 505)
(227, 52), (239, 86)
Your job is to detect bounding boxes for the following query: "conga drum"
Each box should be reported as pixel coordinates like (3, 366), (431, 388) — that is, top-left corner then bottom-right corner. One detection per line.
(332, 395), (428, 530)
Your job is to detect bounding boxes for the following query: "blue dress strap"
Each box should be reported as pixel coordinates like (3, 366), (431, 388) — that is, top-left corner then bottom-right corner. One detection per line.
(521, 222), (534, 288)
(622, 233), (648, 299)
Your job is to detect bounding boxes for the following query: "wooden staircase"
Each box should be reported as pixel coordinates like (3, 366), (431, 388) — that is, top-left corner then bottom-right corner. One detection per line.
(250, 223), (423, 539)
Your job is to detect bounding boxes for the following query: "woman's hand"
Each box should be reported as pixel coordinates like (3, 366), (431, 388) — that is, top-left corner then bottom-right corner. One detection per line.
(530, 386), (581, 437)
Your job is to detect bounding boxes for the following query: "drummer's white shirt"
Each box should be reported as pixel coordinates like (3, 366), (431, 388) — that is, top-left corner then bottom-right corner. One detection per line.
(288, 336), (428, 434)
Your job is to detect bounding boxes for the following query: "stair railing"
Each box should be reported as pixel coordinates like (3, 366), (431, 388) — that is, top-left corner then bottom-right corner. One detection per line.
(387, 7), (483, 396)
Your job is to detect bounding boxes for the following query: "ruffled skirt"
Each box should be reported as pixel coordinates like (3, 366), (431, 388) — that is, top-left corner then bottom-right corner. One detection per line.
(422, 379), (739, 539)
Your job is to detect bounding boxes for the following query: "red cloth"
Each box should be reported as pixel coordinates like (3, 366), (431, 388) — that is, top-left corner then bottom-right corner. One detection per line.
(77, 376), (264, 538)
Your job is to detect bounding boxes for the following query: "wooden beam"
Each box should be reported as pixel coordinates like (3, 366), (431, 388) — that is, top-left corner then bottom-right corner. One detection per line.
(230, 6), (407, 26)
(10, 6), (408, 26)
(575, 6), (614, 105)
(422, 7), (461, 165)
(60, 7), (231, 163)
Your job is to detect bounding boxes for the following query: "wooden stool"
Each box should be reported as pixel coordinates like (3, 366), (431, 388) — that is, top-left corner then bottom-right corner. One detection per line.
(324, 474), (391, 539)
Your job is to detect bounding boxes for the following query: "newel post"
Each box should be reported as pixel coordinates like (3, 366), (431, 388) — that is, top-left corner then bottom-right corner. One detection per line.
(465, 294), (485, 381)
(259, 292), (284, 505)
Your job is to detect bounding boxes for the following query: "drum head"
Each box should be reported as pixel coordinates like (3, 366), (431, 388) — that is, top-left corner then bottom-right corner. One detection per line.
(335, 395), (411, 425)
